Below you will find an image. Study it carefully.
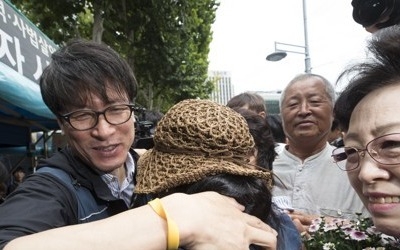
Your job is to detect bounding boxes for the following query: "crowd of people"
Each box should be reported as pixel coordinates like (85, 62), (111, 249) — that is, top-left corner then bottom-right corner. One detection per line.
(1, 1), (400, 249)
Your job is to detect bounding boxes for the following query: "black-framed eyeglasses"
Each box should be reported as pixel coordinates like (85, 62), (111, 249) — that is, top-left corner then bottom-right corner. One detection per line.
(332, 133), (400, 171)
(60, 104), (135, 131)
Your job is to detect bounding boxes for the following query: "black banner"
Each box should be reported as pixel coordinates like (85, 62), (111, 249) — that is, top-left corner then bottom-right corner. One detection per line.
(0, 0), (58, 84)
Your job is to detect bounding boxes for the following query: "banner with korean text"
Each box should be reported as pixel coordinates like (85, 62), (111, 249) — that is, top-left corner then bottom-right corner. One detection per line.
(0, 0), (58, 120)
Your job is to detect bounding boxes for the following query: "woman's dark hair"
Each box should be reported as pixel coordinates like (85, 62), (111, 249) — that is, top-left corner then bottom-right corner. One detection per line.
(266, 114), (286, 144)
(233, 108), (277, 170)
(185, 175), (272, 221)
(335, 25), (400, 132)
(132, 174), (274, 250)
(133, 174), (272, 216)
(226, 92), (266, 114)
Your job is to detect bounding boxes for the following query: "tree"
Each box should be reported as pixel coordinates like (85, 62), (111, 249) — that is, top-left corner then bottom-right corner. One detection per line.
(10, 0), (218, 112)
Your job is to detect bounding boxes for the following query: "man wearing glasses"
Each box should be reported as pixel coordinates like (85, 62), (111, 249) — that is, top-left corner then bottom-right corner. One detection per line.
(0, 39), (278, 250)
(0, 38), (138, 246)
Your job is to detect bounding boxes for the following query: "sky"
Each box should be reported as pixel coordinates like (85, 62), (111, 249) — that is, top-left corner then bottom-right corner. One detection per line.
(208, 0), (372, 95)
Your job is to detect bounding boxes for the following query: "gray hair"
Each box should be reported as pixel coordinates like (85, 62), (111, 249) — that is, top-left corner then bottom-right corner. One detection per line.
(279, 73), (336, 112)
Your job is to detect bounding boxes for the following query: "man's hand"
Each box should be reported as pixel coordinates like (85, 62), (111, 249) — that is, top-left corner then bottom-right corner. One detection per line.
(286, 210), (318, 235)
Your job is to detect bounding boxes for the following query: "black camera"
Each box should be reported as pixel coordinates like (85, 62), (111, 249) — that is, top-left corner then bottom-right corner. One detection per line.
(133, 106), (155, 149)
(132, 105), (164, 149)
(134, 121), (154, 149)
(352, 0), (400, 28)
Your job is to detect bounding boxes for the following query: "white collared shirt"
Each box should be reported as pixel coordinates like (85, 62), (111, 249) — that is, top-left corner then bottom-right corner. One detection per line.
(100, 153), (135, 207)
(272, 142), (369, 218)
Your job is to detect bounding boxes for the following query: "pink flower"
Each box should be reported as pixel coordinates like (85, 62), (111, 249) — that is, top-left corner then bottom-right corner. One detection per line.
(323, 223), (338, 232)
(342, 227), (354, 235)
(302, 215), (395, 249)
(349, 230), (368, 241)
(312, 217), (322, 224)
(308, 223), (320, 233)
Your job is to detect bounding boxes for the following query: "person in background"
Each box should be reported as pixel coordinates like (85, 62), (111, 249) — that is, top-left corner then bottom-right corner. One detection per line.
(272, 73), (368, 233)
(266, 114), (287, 154)
(227, 92), (267, 118)
(233, 107), (277, 170)
(332, 25), (400, 239)
(328, 118), (344, 147)
(133, 99), (277, 250)
(266, 114), (286, 144)
(6, 167), (26, 195)
(352, 0), (400, 33)
(0, 39), (278, 250)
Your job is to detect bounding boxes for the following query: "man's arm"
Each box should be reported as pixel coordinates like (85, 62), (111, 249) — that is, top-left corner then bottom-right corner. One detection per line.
(5, 192), (277, 250)
(0, 174), (77, 249)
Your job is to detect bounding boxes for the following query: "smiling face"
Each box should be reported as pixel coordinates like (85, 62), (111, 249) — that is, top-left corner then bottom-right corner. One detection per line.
(281, 77), (334, 147)
(59, 90), (135, 174)
(345, 83), (400, 237)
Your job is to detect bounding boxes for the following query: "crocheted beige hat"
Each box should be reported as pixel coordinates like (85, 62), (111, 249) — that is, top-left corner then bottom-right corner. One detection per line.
(135, 99), (273, 193)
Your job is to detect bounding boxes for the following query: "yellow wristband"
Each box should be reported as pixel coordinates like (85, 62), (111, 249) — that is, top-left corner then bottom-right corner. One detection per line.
(148, 198), (180, 250)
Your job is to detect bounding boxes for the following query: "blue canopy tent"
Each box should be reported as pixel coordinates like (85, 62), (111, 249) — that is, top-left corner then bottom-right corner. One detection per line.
(0, 61), (58, 145)
(0, 0), (59, 169)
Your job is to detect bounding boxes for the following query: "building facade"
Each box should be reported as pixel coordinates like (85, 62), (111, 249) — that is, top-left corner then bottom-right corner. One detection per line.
(256, 91), (282, 115)
(208, 71), (234, 105)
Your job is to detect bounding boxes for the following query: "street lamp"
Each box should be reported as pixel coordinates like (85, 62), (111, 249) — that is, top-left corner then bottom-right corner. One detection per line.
(266, 0), (311, 73)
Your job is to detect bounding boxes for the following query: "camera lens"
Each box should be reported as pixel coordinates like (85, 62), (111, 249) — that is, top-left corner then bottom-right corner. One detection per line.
(352, 0), (395, 27)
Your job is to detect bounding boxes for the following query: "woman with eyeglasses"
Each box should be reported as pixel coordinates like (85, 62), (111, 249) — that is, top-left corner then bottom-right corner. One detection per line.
(332, 25), (400, 239)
